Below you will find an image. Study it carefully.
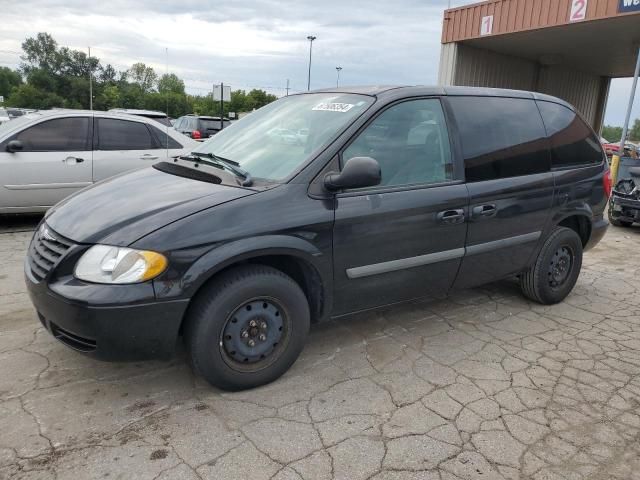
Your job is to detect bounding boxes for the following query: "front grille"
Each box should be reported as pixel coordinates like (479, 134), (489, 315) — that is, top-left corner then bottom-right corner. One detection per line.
(28, 224), (73, 282)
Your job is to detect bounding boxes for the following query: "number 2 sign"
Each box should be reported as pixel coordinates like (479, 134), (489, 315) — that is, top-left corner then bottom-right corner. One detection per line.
(480, 15), (493, 36)
(570, 0), (588, 21)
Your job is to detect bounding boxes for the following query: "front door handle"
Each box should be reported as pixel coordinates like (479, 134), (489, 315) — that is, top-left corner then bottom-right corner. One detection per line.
(472, 204), (496, 219)
(437, 209), (465, 224)
(63, 156), (84, 164)
(140, 154), (159, 160)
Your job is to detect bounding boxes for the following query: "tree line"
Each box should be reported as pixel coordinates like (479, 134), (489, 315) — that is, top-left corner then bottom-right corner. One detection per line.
(0, 33), (278, 118)
(602, 122), (640, 144)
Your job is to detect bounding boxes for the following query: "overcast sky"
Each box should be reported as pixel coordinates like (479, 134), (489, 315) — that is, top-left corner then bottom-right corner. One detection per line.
(0, 0), (637, 130)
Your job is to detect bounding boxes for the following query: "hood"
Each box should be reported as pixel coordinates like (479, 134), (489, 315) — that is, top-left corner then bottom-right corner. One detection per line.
(45, 166), (255, 245)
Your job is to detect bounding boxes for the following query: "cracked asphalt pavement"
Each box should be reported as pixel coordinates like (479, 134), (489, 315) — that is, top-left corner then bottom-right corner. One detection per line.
(2, 217), (640, 480)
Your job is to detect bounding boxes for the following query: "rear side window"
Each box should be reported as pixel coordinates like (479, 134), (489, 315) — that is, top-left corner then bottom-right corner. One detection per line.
(14, 117), (90, 152)
(449, 97), (549, 182)
(148, 125), (183, 149)
(97, 118), (154, 150)
(537, 101), (604, 168)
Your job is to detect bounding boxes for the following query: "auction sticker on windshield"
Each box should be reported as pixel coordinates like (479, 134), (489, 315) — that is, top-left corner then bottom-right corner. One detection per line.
(312, 103), (354, 113)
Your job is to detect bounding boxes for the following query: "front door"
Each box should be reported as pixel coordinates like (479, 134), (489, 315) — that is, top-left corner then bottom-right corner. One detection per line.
(332, 98), (468, 315)
(0, 116), (93, 211)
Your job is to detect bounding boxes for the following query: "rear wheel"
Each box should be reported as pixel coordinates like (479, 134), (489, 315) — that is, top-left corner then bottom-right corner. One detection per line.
(185, 265), (310, 391)
(520, 227), (583, 305)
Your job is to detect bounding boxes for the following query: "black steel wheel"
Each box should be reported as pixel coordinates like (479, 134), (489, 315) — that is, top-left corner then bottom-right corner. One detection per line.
(220, 298), (289, 372)
(185, 265), (310, 391)
(547, 245), (574, 290)
(520, 227), (583, 305)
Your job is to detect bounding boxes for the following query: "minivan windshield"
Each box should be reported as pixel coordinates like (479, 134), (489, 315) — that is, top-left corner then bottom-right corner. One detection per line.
(192, 93), (373, 181)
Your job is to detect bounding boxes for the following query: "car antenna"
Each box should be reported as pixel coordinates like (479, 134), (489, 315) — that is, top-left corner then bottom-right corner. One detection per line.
(165, 47), (169, 159)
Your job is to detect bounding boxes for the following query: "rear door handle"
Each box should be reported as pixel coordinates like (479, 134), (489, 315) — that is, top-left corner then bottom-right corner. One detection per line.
(472, 204), (496, 219)
(437, 209), (465, 224)
(140, 154), (159, 160)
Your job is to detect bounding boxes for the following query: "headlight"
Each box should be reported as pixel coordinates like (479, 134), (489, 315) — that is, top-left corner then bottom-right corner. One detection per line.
(74, 245), (167, 284)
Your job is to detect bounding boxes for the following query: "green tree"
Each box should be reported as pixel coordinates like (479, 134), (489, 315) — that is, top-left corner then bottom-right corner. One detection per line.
(602, 125), (623, 143)
(158, 73), (185, 95)
(94, 84), (120, 110)
(144, 91), (191, 118)
(229, 90), (248, 113)
(6, 84), (64, 109)
(20, 32), (60, 75)
(0, 67), (22, 100)
(126, 63), (157, 93)
(99, 64), (118, 84)
(629, 119), (640, 142)
(245, 89), (277, 110)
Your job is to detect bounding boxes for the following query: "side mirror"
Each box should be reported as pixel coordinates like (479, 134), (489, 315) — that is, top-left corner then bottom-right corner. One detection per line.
(324, 156), (381, 191)
(6, 140), (23, 153)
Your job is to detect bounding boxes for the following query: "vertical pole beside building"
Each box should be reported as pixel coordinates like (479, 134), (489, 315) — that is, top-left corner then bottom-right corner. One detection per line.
(220, 82), (224, 131)
(165, 48), (169, 153)
(88, 47), (93, 111)
(306, 35), (316, 91)
(611, 46), (640, 185)
(286, 79), (290, 96)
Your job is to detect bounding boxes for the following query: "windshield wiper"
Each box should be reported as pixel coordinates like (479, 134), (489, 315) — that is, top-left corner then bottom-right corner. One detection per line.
(181, 151), (253, 187)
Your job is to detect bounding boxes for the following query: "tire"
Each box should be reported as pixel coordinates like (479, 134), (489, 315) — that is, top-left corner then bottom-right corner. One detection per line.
(608, 207), (633, 227)
(520, 227), (583, 305)
(185, 265), (310, 391)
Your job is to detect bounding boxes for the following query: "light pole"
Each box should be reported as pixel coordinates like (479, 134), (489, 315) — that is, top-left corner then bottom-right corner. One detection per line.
(306, 35), (316, 91)
(336, 66), (342, 88)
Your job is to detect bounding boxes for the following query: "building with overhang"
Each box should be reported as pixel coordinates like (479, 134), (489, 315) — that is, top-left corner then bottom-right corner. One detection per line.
(438, 0), (640, 133)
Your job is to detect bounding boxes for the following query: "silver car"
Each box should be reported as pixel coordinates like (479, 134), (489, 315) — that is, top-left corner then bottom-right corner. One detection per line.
(0, 110), (197, 213)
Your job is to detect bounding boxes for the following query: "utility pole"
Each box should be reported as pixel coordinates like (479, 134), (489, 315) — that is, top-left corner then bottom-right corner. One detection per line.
(336, 66), (342, 88)
(220, 82), (224, 131)
(286, 79), (290, 96)
(88, 47), (93, 111)
(165, 48), (169, 152)
(306, 35), (316, 91)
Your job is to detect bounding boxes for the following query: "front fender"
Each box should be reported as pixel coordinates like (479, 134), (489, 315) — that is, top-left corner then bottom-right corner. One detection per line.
(154, 234), (331, 302)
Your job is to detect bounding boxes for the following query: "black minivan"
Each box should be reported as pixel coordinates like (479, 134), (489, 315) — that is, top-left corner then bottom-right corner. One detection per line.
(25, 86), (609, 390)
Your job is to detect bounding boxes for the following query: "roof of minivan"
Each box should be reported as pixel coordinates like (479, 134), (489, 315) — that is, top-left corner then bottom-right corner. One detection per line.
(310, 85), (574, 111)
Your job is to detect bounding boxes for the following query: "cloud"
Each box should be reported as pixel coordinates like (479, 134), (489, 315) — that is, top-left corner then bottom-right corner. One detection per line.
(0, 0), (636, 126)
(0, 0), (460, 94)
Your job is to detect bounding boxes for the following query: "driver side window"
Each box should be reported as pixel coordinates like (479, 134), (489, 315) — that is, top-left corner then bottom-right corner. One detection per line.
(342, 99), (453, 188)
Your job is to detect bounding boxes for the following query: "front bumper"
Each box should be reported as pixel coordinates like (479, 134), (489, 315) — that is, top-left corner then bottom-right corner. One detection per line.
(610, 194), (640, 223)
(25, 261), (190, 361)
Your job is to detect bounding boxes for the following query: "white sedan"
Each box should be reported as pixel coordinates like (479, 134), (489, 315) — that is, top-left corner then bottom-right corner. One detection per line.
(0, 110), (197, 213)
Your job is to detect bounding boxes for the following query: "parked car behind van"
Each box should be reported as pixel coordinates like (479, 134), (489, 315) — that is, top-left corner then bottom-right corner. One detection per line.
(108, 108), (172, 127)
(0, 110), (196, 213)
(25, 86), (609, 391)
(174, 114), (231, 140)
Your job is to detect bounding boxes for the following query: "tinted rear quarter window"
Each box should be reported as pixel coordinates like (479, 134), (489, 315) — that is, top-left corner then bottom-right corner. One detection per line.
(448, 96), (549, 182)
(14, 117), (90, 152)
(97, 118), (154, 150)
(536, 101), (604, 168)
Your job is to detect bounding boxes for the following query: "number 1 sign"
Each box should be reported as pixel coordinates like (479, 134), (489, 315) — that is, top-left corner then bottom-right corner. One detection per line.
(480, 15), (493, 36)
(570, 0), (588, 22)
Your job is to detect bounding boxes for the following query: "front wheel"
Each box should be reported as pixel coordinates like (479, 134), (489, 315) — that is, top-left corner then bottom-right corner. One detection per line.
(185, 265), (310, 391)
(520, 227), (583, 305)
